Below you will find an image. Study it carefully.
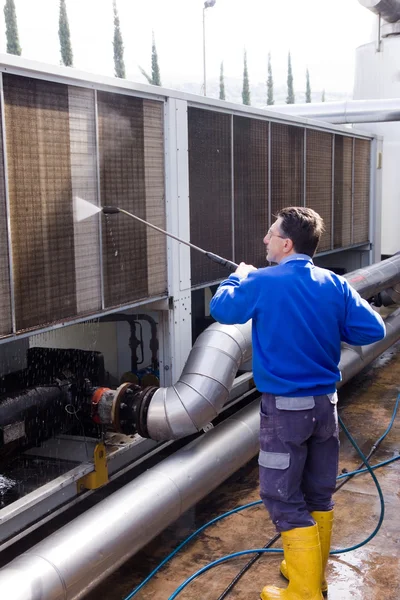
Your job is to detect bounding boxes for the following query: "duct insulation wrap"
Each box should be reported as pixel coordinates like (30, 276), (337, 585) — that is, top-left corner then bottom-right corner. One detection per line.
(0, 401), (260, 600)
(358, 0), (400, 22)
(344, 253), (400, 299)
(339, 307), (400, 383)
(0, 308), (400, 600)
(146, 321), (252, 440)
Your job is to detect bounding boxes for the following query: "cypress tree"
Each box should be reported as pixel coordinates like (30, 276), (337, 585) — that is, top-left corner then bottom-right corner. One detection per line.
(113, 0), (126, 79)
(219, 61), (225, 101)
(59, 0), (73, 67)
(139, 32), (162, 86)
(267, 52), (274, 105)
(305, 68), (311, 103)
(4, 0), (21, 56)
(151, 32), (161, 86)
(242, 50), (251, 106)
(286, 51), (295, 104)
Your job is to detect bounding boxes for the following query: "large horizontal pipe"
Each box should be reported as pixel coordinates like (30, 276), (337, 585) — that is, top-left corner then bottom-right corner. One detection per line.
(0, 308), (399, 600)
(338, 307), (400, 383)
(267, 98), (400, 124)
(343, 253), (400, 299)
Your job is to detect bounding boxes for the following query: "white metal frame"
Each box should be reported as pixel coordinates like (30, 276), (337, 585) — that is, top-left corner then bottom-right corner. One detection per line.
(164, 98), (192, 381)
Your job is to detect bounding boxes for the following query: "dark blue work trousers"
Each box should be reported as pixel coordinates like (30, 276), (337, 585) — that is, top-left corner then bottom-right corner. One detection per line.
(259, 392), (339, 532)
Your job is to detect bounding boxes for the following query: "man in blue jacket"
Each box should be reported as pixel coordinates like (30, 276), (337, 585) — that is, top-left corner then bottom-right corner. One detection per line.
(210, 207), (386, 600)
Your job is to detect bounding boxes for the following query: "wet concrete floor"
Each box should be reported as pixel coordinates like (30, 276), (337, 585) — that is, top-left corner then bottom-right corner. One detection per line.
(85, 340), (400, 600)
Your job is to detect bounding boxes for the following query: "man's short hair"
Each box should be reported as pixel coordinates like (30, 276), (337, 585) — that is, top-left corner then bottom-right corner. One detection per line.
(277, 207), (325, 257)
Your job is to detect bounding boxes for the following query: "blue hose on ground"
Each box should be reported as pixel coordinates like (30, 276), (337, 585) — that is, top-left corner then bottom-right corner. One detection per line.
(336, 454), (400, 479)
(122, 501), (261, 600)
(371, 392), (400, 450)
(122, 392), (399, 600)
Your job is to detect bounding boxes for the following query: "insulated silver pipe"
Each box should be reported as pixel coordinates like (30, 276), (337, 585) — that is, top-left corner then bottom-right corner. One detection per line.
(344, 253), (400, 299)
(0, 309), (399, 600)
(358, 0), (400, 23)
(267, 98), (400, 124)
(146, 322), (252, 440)
(339, 307), (400, 384)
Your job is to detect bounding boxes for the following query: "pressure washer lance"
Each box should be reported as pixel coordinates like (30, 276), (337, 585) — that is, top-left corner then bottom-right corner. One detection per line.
(102, 206), (239, 272)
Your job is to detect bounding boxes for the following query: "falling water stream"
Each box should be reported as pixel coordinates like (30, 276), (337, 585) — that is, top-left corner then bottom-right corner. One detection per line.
(0, 475), (16, 507)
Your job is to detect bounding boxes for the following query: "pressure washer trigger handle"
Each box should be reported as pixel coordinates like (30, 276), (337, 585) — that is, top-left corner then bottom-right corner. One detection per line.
(205, 252), (239, 272)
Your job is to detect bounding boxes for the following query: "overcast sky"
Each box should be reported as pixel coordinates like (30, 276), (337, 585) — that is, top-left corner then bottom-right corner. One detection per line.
(0, 0), (376, 97)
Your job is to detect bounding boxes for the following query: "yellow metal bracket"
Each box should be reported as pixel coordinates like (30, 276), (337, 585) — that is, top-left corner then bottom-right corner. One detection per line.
(77, 442), (109, 492)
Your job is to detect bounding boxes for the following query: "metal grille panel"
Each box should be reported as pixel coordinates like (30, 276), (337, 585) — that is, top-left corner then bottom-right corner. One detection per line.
(143, 101), (167, 297)
(353, 139), (370, 245)
(334, 136), (353, 248)
(0, 88), (12, 335)
(98, 93), (167, 308)
(234, 116), (268, 267)
(98, 92), (147, 307)
(4, 74), (77, 331)
(69, 86), (101, 314)
(306, 130), (333, 252)
(0, 76), (166, 335)
(188, 108), (232, 286)
(271, 123), (304, 219)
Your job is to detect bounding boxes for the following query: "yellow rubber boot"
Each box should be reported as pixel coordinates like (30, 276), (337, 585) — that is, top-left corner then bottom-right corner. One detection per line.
(280, 510), (333, 594)
(260, 524), (323, 600)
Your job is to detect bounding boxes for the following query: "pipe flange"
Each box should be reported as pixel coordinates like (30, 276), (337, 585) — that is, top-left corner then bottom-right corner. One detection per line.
(136, 386), (158, 438)
(111, 383), (138, 432)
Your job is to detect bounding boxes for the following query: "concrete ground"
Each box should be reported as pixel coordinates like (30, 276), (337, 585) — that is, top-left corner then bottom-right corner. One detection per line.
(86, 340), (400, 600)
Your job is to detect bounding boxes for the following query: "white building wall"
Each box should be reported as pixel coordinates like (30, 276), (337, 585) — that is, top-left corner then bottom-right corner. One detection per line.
(354, 37), (400, 255)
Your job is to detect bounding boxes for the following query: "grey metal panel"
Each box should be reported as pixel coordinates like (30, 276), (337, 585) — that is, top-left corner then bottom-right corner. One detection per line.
(143, 100), (167, 297)
(353, 138), (371, 245)
(3, 74), (77, 330)
(305, 129), (333, 252)
(270, 122), (304, 217)
(188, 107), (233, 286)
(334, 135), (353, 248)
(233, 115), (269, 267)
